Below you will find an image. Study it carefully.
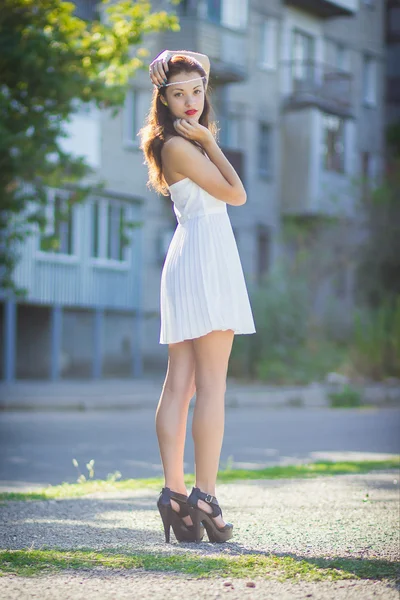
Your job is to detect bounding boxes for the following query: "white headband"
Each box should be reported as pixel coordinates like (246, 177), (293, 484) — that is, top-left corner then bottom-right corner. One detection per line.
(154, 75), (207, 88)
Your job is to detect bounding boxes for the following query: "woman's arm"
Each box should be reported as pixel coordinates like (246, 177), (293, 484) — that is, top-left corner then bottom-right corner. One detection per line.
(162, 135), (246, 206)
(150, 49), (210, 89)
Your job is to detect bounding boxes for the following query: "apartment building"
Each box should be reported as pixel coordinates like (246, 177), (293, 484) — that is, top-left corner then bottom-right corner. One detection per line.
(119, 0), (385, 364)
(0, 0), (385, 381)
(0, 94), (145, 382)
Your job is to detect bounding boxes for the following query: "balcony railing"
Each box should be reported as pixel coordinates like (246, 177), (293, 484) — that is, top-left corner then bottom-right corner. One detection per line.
(282, 60), (353, 116)
(285, 0), (357, 18)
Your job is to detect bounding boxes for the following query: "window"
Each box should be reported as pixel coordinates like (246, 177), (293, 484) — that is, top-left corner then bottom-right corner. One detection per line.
(257, 226), (270, 285)
(124, 89), (149, 147)
(325, 40), (349, 72)
(207, 0), (248, 29)
(292, 29), (316, 87)
(387, 45), (400, 78)
(388, 8), (400, 35)
(387, 45), (400, 103)
(40, 189), (75, 255)
(259, 18), (278, 70)
(91, 199), (130, 263)
(220, 113), (242, 149)
(258, 123), (273, 178)
(172, 0), (190, 16)
(362, 55), (377, 107)
(107, 204), (125, 261)
(221, 0), (248, 29)
(91, 201), (100, 258)
(322, 114), (345, 173)
(207, 0), (221, 22)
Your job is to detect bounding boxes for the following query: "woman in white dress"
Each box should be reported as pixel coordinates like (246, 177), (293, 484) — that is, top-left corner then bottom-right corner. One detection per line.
(139, 49), (256, 544)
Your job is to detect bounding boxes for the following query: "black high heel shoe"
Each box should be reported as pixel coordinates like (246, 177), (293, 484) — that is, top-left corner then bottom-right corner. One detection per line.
(157, 487), (205, 543)
(187, 487), (233, 543)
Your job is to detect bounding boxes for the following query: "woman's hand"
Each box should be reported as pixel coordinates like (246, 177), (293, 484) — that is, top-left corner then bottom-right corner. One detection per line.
(149, 50), (171, 87)
(173, 118), (213, 146)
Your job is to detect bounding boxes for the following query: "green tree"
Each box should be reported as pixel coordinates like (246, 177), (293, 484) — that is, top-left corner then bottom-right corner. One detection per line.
(0, 0), (180, 290)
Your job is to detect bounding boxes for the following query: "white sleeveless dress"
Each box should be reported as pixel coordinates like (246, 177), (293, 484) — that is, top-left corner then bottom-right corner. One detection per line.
(159, 176), (256, 344)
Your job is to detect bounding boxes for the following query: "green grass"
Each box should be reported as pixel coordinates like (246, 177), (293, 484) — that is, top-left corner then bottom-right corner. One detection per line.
(0, 548), (398, 581)
(0, 459), (398, 502)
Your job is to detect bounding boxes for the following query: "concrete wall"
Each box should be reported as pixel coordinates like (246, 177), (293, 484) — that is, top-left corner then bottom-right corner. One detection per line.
(281, 108), (314, 214)
(2, 305), (142, 380)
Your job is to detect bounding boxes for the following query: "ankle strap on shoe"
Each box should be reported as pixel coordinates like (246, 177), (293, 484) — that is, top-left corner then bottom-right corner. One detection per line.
(160, 487), (188, 502)
(189, 487), (222, 517)
(159, 487), (192, 519)
(197, 490), (217, 505)
(167, 489), (188, 503)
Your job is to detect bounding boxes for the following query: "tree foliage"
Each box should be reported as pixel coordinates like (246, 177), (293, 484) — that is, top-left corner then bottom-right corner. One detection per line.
(0, 0), (180, 290)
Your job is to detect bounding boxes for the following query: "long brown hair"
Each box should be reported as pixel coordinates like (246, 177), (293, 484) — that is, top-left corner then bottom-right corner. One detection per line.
(138, 55), (218, 197)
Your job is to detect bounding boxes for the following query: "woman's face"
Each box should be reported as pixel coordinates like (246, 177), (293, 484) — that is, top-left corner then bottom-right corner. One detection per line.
(163, 71), (205, 121)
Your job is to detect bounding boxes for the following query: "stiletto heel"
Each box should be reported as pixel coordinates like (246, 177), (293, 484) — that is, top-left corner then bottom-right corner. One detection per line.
(157, 487), (205, 543)
(188, 505), (204, 543)
(187, 487), (233, 543)
(158, 503), (171, 543)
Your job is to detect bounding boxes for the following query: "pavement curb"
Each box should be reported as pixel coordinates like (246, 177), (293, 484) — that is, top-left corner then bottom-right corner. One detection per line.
(0, 380), (399, 411)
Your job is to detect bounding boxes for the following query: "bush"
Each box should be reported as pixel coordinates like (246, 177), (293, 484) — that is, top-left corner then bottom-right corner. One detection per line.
(328, 385), (363, 408)
(350, 296), (400, 379)
(230, 263), (347, 384)
(230, 263), (309, 380)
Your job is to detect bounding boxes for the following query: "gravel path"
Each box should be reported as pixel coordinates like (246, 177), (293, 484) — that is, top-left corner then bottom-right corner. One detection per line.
(1, 471), (399, 599)
(1, 572), (399, 600)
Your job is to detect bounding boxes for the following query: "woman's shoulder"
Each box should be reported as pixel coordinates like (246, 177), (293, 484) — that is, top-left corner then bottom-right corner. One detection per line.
(163, 135), (190, 150)
(162, 135), (206, 157)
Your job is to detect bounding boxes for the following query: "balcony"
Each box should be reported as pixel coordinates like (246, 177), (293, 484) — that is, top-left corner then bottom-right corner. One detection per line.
(285, 0), (357, 18)
(155, 17), (248, 84)
(282, 60), (354, 118)
(280, 108), (354, 218)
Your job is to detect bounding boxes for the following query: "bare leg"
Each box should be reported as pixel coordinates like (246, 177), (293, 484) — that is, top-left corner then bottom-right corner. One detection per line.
(155, 339), (196, 526)
(192, 329), (235, 528)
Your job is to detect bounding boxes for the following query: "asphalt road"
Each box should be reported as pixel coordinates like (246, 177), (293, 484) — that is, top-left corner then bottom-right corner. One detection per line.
(1, 407), (399, 488)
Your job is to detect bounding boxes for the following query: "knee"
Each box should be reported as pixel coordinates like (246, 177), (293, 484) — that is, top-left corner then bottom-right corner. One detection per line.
(194, 378), (226, 396)
(163, 377), (196, 401)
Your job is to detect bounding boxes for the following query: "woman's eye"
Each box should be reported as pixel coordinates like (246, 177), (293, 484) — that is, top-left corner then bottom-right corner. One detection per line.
(173, 90), (202, 98)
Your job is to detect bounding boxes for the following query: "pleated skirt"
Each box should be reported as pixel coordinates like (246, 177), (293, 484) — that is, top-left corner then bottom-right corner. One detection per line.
(159, 212), (256, 344)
